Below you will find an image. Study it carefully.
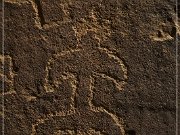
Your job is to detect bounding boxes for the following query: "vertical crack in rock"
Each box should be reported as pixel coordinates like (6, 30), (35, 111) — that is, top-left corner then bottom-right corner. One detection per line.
(34, 0), (46, 27)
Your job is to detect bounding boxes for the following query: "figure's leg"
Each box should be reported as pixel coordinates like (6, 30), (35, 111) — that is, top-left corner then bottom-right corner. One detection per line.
(75, 75), (93, 110)
(35, 114), (77, 135)
(82, 110), (124, 135)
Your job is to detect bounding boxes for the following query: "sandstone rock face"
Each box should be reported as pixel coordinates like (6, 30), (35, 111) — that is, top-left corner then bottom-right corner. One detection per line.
(1, 0), (179, 134)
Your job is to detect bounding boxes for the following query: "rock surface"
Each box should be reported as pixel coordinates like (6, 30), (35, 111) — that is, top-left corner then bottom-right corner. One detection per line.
(1, 0), (179, 134)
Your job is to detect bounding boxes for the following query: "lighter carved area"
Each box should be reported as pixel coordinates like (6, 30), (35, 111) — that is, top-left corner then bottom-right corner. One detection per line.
(53, 128), (107, 135)
(150, 14), (180, 41)
(53, 130), (76, 135)
(72, 9), (111, 45)
(150, 29), (174, 41)
(32, 46), (127, 135)
(0, 55), (16, 95)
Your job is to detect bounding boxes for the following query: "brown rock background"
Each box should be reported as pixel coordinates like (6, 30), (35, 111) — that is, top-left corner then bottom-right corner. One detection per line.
(1, 0), (179, 134)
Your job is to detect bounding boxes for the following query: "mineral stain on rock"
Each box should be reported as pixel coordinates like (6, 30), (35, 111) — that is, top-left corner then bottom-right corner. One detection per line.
(1, 0), (178, 135)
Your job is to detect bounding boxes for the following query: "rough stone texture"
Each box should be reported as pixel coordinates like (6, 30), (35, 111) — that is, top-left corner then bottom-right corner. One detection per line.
(1, 0), (179, 135)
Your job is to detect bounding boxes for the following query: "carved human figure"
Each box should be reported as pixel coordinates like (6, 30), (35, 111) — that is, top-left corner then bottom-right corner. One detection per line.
(34, 37), (128, 135)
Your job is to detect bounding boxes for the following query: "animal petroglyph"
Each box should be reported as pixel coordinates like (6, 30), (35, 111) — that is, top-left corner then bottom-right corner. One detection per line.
(33, 45), (128, 135)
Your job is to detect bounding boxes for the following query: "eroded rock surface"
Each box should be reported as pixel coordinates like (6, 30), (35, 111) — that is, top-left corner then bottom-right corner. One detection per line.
(1, 0), (178, 134)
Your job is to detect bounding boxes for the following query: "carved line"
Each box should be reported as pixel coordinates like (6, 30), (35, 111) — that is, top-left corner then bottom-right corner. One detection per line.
(72, 9), (111, 46)
(90, 76), (125, 135)
(44, 60), (55, 93)
(0, 55), (16, 95)
(33, 0), (45, 27)
(97, 47), (128, 80)
(44, 49), (81, 93)
(92, 72), (127, 91)
(32, 70), (126, 134)
(30, 0), (46, 29)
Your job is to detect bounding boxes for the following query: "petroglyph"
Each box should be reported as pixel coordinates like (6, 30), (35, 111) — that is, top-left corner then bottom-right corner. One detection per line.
(32, 44), (127, 134)
(30, 0), (72, 28)
(0, 55), (16, 95)
(5, 0), (29, 5)
(5, 1), (128, 134)
(73, 9), (111, 45)
(4, 0), (177, 134)
(44, 59), (78, 95)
